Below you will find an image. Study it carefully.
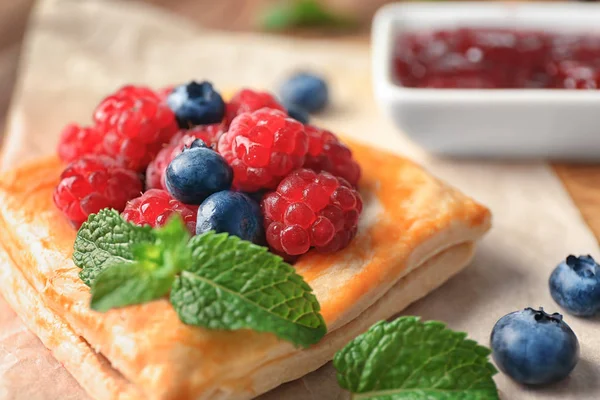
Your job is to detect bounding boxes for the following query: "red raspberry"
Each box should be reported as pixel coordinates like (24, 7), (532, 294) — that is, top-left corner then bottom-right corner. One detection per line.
(146, 124), (224, 190)
(122, 189), (198, 234)
(93, 85), (179, 171)
(218, 108), (308, 192)
(57, 123), (104, 163)
(262, 169), (363, 257)
(304, 126), (361, 186)
(225, 89), (285, 127)
(53, 156), (143, 227)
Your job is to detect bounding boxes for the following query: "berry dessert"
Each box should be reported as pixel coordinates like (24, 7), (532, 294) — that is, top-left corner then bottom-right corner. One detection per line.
(224, 88), (286, 127)
(218, 108), (308, 192)
(122, 189), (198, 234)
(394, 28), (600, 89)
(165, 139), (233, 204)
(0, 81), (492, 400)
(145, 124), (223, 190)
(304, 125), (361, 187)
(279, 72), (329, 113)
(262, 169), (362, 257)
(491, 307), (579, 385)
(549, 255), (600, 317)
(167, 81), (225, 128)
(53, 155), (142, 227)
(196, 191), (264, 244)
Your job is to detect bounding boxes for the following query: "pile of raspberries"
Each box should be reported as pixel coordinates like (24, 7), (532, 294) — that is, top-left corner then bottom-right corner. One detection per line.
(53, 84), (362, 259)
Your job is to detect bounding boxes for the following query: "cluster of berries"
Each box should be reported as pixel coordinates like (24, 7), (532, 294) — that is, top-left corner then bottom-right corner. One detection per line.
(54, 76), (362, 259)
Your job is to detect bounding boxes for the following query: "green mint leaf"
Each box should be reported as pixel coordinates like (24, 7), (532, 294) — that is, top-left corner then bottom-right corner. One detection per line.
(90, 261), (174, 312)
(150, 215), (192, 274)
(169, 232), (327, 347)
(333, 317), (499, 400)
(73, 209), (153, 286)
(89, 216), (193, 312)
(260, 0), (357, 31)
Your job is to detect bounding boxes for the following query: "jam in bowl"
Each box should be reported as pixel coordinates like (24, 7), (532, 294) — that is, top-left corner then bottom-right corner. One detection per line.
(393, 28), (600, 89)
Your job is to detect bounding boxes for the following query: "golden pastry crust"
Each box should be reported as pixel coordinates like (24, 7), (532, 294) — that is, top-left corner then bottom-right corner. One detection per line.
(0, 239), (474, 400)
(0, 249), (142, 400)
(0, 140), (490, 399)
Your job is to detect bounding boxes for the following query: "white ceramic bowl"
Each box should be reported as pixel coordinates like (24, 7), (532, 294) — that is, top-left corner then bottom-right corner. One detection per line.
(372, 2), (600, 159)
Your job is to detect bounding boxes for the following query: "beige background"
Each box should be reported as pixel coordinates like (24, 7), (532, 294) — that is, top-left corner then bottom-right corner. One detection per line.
(2, 0), (600, 399)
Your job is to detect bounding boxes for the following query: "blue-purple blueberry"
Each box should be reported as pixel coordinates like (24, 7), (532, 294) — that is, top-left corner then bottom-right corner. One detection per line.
(490, 307), (579, 385)
(549, 255), (600, 317)
(165, 140), (232, 205)
(196, 191), (264, 245)
(279, 72), (328, 113)
(167, 81), (225, 128)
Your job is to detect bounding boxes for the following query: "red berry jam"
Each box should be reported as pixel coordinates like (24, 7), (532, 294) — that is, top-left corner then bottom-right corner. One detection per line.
(393, 28), (600, 89)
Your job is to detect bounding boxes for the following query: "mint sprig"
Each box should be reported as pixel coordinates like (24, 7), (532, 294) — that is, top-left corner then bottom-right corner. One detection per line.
(170, 232), (326, 347)
(73, 210), (327, 347)
(90, 217), (190, 312)
(90, 261), (174, 312)
(333, 317), (499, 399)
(74, 209), (153, 286)
(259, 0), (358, 31)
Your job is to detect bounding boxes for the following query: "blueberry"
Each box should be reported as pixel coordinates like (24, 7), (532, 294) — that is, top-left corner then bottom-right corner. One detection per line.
(167, 81), (225, 128)
(279, 72), (328, 113)
(490, 307), (579, 385)
(549, 254), (600, 316)
(165, 140), (232, 204)
(284, 102), (310, 124)
(196, 191), (264, 244)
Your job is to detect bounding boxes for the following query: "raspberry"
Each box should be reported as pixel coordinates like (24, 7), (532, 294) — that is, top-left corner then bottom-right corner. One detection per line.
(53, 155), (143, 227)
(93, 85), (179, 171)
(57, 123), (104, 163)
(146, 124), (223, 190)
(304, 126), (361, 186)
(225, 89), (285, 127)
(218, 108), (308, 192)
(262, 169), (363, 257)
(122, 189), (198, 234)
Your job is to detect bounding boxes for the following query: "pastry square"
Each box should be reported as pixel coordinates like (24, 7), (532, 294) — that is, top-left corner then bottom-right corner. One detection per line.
(0, 140), (490, 400)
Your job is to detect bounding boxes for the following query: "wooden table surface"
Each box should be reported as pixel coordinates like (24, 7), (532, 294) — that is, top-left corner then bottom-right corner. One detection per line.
(0, 0), (599, 242)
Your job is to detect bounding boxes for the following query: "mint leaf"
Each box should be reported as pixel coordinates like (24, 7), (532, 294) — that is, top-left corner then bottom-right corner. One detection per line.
(260, 0), (357, 31)
(73, 209), (153, 286)
(74, 211), (326, 347)
(333, 317), (499, 400)
(90, 261), (174, 312)
(90, 216), (192, 311)
(150, 215), (192, 274)
(170, 232), (327, 347)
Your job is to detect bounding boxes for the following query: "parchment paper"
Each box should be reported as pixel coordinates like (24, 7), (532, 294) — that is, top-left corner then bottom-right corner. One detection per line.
(1, 0), (600, 399)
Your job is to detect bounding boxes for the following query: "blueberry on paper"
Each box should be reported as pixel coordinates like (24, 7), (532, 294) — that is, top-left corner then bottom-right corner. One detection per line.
(490, 307), (579, 385)
(549, 254), (600, 316)
(167, 81), (225, 128)
(165, 140), (233, 205)
(196, 191), (264, 245)
(284, 102), (310, 124)
(279, 72), (328, 113)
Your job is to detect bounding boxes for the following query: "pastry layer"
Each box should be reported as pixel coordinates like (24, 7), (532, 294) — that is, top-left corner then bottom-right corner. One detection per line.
(0, 240), (474, 400)
(0, 140), (490, 399)
(0, 249), (140, 400)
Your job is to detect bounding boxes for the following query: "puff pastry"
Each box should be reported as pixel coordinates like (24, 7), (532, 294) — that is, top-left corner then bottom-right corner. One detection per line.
(0, 140), (491, 400)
